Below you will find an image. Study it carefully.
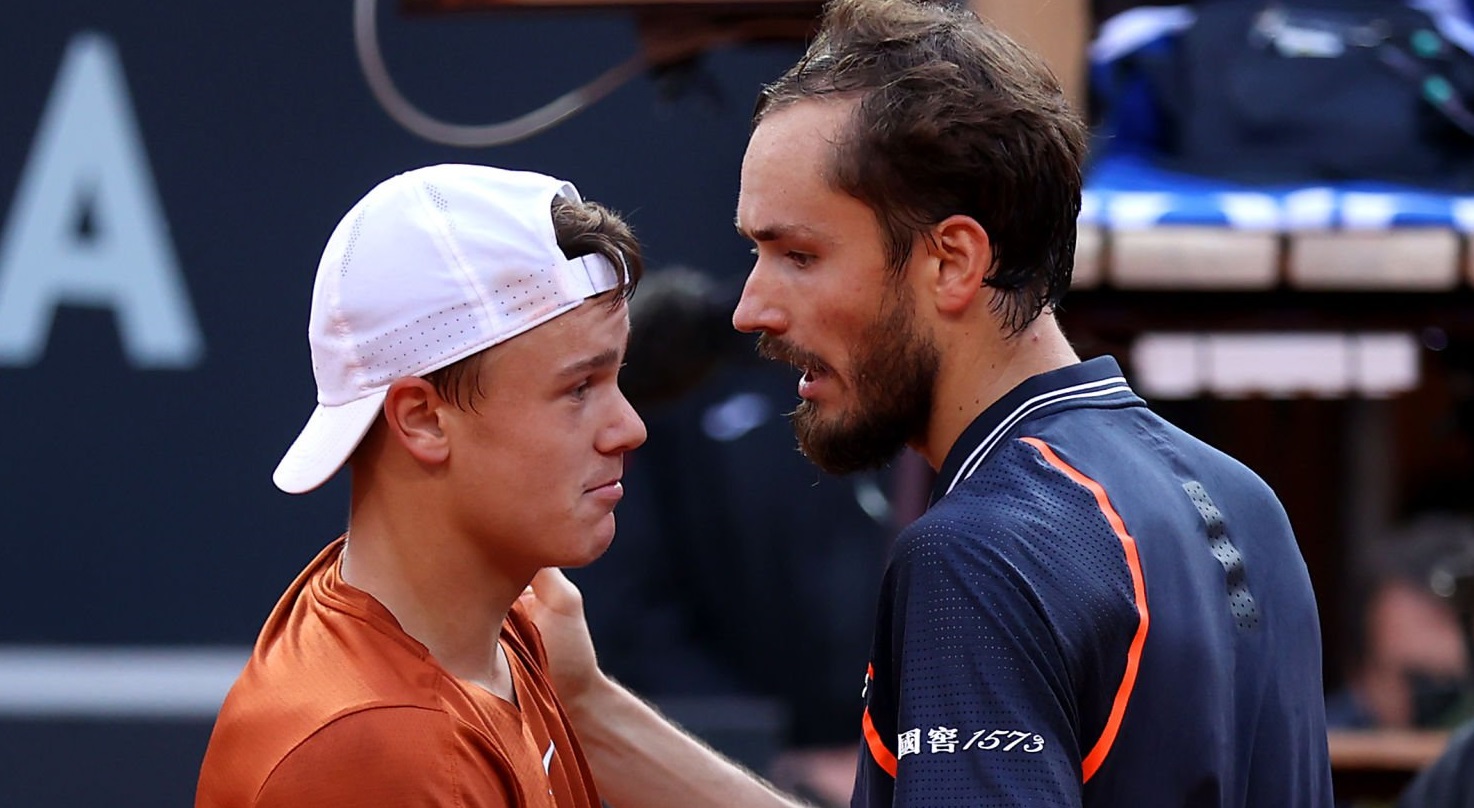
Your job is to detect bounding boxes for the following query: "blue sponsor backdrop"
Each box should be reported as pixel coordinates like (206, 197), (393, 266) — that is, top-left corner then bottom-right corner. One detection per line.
(0, 1), (796, 644)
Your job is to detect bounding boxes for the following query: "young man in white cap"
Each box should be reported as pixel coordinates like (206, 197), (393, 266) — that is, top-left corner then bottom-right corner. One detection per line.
(196, 164), (646, 807)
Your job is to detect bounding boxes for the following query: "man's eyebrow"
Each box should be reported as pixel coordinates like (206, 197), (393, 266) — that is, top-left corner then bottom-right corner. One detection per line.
(557, 347), (622, 379)
(734, 221), (821, 243)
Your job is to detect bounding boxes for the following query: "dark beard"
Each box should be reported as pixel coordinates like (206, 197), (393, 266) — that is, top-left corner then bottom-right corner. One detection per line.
(759, 296), (939, 475)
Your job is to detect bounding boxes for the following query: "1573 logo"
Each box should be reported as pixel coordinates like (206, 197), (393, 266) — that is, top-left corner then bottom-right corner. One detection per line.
(898, 726), (1046, 760)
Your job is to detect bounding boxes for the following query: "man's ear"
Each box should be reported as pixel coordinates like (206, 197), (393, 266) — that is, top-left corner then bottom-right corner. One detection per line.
(382, 377), (449, 465)
(927, 215), (993, 316)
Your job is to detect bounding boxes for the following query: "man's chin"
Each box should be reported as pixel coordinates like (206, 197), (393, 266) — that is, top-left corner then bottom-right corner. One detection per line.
(563, 520), (617, 569)
(795, 421), (904, 475)
(801, 444), (902, 475)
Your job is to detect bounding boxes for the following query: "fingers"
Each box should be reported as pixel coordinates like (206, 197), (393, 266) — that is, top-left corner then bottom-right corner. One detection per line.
(527, 566), (584, 614)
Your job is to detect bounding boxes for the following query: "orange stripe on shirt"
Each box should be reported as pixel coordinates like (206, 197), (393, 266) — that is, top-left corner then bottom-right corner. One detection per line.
(1019, 436), (1151, 784)
(862, 663), (898, 777)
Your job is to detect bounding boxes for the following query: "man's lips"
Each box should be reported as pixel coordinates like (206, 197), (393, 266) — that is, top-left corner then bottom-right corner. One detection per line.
(586, 477), (623, 493)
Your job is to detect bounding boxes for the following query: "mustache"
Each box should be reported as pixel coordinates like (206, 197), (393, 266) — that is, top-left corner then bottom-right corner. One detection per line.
(756, 334), (832, 376)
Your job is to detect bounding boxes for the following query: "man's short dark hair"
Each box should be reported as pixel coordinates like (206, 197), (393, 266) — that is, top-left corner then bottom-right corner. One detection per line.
(753, 0), (1087, 334)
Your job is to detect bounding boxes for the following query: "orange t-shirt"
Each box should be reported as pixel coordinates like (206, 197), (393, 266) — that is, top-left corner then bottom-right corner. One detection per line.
(197, 538), (601, 808)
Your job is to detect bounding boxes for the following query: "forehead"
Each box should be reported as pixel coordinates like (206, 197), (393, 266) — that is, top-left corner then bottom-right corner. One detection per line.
(745, 100), (851, 171)
(737, 100), (876, 239)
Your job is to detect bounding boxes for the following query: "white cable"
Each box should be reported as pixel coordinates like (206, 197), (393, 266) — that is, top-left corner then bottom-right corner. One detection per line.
(352, 0), (650, 148)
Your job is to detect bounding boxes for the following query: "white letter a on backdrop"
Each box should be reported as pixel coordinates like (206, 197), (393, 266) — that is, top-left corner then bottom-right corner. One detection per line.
(0, 32), (202, 368)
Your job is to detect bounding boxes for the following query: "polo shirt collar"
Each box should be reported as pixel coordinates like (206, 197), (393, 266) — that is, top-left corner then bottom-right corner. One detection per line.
(930, 356), (1142, 503)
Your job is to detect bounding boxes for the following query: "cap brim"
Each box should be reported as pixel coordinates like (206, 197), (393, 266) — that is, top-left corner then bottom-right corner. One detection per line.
(272, 394), (387, 494)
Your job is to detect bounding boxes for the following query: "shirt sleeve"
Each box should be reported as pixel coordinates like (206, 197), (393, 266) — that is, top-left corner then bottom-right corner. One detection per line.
(253, 706), (516, 808)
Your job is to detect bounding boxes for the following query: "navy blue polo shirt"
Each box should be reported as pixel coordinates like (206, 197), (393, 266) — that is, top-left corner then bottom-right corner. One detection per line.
(853, 357), (1333, 807)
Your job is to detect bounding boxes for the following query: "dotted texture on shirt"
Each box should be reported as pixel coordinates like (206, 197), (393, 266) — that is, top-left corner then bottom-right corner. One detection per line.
(880, 439), (1140, 807)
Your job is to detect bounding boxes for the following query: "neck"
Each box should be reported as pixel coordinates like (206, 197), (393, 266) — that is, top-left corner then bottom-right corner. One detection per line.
(916, 313), (1078, 470)
(339, 484), (522, 698)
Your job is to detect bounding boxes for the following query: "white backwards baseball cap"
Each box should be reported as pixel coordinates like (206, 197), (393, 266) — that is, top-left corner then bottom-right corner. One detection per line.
(272, 164), (623, 494)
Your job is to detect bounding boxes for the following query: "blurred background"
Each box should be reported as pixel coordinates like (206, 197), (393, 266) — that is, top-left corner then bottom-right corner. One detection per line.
(0, 0), (1471, 805)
